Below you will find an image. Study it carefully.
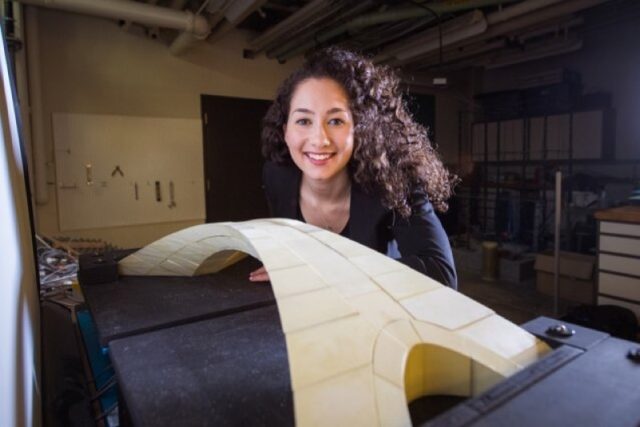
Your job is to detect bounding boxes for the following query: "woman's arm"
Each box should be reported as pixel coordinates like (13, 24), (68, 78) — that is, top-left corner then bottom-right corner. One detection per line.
(392, 193), (458, 290)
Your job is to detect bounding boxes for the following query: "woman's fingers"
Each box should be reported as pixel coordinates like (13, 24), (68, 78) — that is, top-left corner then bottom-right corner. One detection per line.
(249, 265), (270, 282)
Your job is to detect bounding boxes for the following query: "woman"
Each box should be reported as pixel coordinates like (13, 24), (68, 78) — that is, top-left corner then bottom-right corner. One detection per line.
(250, 47), (458, 289)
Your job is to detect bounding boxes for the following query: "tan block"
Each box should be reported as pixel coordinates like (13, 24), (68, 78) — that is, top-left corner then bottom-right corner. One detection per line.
(383, 320), (422, 349)
(164, 254), (201, 271)
(374, 375), (412, 427)
(268, 265), (327, 298)
(373, 330), (409, 387)
(158, 258), (196, 276)
(196, 250), (247, 275)
(146, 263), (186, 276)
(458, 315), (544, 361)
(401, 288), (493, 330)
(294, 366), (378, 427)
(277, 288), (356, 333)
(117, 260), (149, 276)
(148, 237), (187, 253)
(411, 319), (519, 377)
(200, 236), (258, 260)
(410, 321), (468, 356)
(266, 217), (320, 233)
(234, 226), (269, 239)
(330, 276), (379, 298)
(348, 291), (410, 329)
(286, 316), (378, 390)
(274, 232), (376, 296)
(373, 268), (441, 300)
(404, 344), (425, 402)
(259, 223), (307, 243)
(127, 249), (166, 266)
(309, 229), (373, 258)
(255, 247), (306, 271)
(421, 344), (471, 397)
(471, 360), (503, 396)
(349, 253), (404, 277)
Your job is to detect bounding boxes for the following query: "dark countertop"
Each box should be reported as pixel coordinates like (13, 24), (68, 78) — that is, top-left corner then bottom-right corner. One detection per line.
(109, 305), (294, 427)
(81, 257), (275, 345)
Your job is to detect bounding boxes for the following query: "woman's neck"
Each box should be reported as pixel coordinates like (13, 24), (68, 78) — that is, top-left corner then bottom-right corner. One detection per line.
(300, 170), (351, 203)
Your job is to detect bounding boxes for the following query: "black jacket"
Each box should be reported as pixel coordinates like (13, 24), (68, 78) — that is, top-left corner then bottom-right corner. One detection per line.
(262, 161), (457, 289)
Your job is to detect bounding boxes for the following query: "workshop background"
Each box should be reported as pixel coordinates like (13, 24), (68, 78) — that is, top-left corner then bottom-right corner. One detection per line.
(2, 0), (640, 426)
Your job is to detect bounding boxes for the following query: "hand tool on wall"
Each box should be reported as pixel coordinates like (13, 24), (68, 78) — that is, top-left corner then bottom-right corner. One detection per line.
(168, 181), (176, 209)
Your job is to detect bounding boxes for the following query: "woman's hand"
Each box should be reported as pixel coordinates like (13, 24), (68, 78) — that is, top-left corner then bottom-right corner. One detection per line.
(249, 265), (270, 282)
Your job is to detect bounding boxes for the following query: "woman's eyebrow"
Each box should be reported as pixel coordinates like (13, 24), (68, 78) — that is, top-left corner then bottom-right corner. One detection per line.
(291, 108), (314, 114)
(327, 107), (348, 114)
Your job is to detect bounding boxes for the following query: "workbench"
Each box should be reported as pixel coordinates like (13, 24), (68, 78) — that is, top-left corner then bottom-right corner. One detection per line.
(79, 254), (640, 426)
(80, 256), (295, 426)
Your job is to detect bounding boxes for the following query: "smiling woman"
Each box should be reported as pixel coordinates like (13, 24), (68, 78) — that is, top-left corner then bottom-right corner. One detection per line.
(253, 47), (458, 289)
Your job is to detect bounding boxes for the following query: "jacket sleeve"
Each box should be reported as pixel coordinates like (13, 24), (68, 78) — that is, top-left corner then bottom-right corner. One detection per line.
(392, 193), (458, 290)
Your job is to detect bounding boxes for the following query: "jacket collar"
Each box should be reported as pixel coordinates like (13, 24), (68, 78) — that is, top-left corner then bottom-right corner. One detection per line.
(283, 167), (388, 241)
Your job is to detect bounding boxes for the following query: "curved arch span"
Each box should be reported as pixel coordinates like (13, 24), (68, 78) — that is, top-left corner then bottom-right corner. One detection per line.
(119, 219), (550, 426)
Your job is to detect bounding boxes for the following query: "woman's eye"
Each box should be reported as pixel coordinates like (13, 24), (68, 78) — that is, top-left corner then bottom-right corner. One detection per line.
(295, 118), (311, 126)
(328, 118), (344, 126)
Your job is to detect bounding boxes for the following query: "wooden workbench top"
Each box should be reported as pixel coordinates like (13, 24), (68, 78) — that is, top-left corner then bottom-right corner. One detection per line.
(594, 205), (640, 223)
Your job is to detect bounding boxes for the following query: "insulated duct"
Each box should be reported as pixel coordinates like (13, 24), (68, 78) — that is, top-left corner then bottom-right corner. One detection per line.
(273, 0), (519, 61)
(380, 0), (611, 65)
(15, 0), (210, 37)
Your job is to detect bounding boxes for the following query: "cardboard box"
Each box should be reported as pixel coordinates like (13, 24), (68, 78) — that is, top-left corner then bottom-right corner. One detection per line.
(500, 255), (536, 284)
(534, 251), (595, 304)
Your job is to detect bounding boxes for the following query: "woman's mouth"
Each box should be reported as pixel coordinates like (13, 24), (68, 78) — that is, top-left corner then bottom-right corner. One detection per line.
(304, 152), (335, 164)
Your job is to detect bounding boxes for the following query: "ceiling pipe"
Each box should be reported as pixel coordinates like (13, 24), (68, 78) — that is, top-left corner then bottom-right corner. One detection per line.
(486, 37), (583, 69)
(170, 0), (226, 55)
(14, 0), (210, 37)
(412, 15), (583, 69)
(487, 0), (565, 25)
(483, 0), (608, 38)
(375, 10), (488, 63)
(170, 0), (189, 9)
(379, 0), (578, 61)
(274, 0), (519, 61)
(384, 0), (611, 66)
(249, 0), (334, 52)
(395, 11), (488, 62)
(267, 1), (375, 60)
(410, 39), (507, 70)
(517, 16), (583, 43)
(206, 0), (269, 43)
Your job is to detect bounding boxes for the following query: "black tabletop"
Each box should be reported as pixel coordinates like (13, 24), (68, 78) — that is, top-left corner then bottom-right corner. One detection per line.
(81, 257), (276, 345)
(109, 305), (294, 427)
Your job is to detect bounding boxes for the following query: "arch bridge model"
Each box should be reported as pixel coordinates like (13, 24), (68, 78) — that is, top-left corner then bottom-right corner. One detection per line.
(118, 219), (550, 426)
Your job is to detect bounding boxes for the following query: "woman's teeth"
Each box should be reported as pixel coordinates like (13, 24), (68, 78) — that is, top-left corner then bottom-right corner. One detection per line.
(307, 153), (332, 160)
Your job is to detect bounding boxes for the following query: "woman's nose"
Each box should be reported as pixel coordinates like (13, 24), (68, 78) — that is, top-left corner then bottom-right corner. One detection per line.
(309, 123), (330, 147)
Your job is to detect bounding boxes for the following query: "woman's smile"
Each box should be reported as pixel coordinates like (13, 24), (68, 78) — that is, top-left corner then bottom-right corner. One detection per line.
(284, 77), (354, 183)
(304, 151), (335, 164)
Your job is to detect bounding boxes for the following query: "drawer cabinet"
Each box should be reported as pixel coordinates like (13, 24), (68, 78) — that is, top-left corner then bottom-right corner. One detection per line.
(597, 221), (640, 320)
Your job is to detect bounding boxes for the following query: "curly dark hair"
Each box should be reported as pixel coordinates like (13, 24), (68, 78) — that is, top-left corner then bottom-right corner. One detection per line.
(262, 47), (456, 216)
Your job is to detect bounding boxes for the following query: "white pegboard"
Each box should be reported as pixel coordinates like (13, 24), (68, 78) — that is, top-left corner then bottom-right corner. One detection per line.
(53, 113), (205, 231)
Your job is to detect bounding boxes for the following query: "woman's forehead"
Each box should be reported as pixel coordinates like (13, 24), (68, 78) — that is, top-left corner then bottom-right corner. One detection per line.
(290, 77), (350, 110)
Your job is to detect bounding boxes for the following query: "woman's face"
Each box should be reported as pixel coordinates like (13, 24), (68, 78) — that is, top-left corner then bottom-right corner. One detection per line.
(284, 77), (354, 183)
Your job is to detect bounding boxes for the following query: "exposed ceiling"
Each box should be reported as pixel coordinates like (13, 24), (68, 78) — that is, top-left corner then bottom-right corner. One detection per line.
(13, 0), (640, 74)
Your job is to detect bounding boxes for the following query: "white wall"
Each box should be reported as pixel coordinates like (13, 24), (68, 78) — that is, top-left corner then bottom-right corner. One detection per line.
(481, 15), (640, 160)
(30, 7), (301, 248)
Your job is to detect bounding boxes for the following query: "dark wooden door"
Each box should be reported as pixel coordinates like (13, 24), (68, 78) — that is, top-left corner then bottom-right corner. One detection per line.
(201, 95), (272, 222)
